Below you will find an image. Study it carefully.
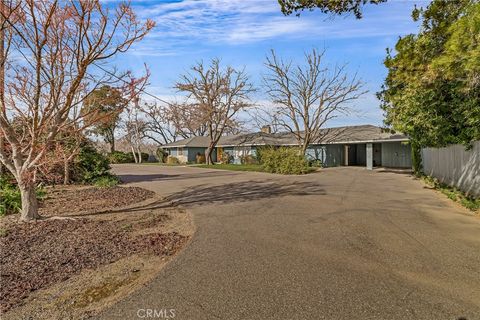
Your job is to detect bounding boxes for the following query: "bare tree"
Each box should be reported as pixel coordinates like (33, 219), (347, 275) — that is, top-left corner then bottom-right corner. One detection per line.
(123, 114), (146, 163)
(53, 124), (86, 185)
(140, 102), (177, 145)
(166, 102), (208, 139)
(123, 70), (150, 163)
(0, 0), (154, 221)
(248, 105), (283, 134)
(264, 49), (366, 154)
(175, 59), (255, 164)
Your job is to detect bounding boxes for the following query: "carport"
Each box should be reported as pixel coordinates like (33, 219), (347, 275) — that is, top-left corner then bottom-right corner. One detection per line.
(343, 141), (411, 170)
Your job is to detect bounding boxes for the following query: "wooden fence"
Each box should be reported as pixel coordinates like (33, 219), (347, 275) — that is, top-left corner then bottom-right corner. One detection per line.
(421, 141), (480, 197)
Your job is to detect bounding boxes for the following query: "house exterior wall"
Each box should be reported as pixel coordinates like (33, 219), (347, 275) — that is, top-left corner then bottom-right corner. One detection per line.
(167, 147), (188, 163)
(169, 148), (178, 157)
(356, 144), (366, 166)
(187, 147), (207, 163)
(381, 142), (412, 168)
(232, 146), (256, 164)
(421, 141), (480, 197)
(373, 143), (382, 167)
(306, 145), (344, 167)
(305, 146), (326, 164)
(324, 145), (344, 167)
(221, 147), (234, 163)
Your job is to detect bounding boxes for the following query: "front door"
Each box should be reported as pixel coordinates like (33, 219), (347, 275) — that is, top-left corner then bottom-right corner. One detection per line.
(217, 147), (223, 162)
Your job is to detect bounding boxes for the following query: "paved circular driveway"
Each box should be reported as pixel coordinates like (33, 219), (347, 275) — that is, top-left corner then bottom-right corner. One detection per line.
(98, 165), (480, 320)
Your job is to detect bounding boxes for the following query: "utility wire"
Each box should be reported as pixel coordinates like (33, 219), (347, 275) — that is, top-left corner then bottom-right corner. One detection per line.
(93, 62), (171, 105)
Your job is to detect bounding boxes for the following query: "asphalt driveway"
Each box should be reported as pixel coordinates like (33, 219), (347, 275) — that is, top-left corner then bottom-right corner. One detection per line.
(98, 165), (480, 320)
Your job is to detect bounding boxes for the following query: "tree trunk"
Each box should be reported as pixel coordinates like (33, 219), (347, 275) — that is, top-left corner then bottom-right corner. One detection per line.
(131, 146), (138, 163)
(137, 149), (142, 164)
(0, 137), (4, 175)
(63, 159), (70, 185)
(301, 142), (308, 156)
(205, 146), (214, 165)
(19, 182), (41, 221)
(110, 140), (115, 153)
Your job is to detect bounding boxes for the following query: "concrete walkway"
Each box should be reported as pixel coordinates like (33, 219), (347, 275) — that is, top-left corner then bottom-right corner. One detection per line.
(98, 165), (480, 320)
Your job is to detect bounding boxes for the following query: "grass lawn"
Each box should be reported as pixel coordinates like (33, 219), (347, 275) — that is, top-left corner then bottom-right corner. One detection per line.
(196, 164), (319, 174)
(137, 162), (186, 166)
(196, 164), (266, 172)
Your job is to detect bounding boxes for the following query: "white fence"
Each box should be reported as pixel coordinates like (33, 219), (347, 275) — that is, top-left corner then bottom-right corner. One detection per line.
(421, 141), (480, 197)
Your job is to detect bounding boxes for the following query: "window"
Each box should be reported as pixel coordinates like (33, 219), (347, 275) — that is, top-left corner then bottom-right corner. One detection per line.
(178, 147), (184, 156)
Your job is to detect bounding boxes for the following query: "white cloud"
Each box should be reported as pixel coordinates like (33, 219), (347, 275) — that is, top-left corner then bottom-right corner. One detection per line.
(132, 0), (420, 47)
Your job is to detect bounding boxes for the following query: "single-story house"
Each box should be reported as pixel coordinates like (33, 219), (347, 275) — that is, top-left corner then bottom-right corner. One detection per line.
(162, 125), (412, 169)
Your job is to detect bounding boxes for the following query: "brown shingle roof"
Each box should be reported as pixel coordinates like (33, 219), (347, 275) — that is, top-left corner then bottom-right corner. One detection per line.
(161, 125), (408, 148)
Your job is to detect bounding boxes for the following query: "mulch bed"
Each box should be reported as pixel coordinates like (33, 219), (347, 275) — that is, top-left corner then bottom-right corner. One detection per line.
(0, 186), (187, 314)
(40, 186), (155, 216)
(0, 219), (187, 313)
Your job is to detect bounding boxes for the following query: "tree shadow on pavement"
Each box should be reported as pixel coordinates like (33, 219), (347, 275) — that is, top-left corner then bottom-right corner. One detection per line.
(77, 180), (326, 217)
(166, 180), (326, 207)
(118, 171), (238, 183)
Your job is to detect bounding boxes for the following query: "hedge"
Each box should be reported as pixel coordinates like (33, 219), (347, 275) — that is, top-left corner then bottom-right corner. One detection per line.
(260, 147), (309, 175)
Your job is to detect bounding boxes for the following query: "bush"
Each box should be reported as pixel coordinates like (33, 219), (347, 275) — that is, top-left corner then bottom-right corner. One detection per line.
(0, 176), (46, 216)
(240, 154), (258, 165)
(308, 159), (323, 168)
(107, 151), (149, 163)
(167, 156), (179, 165)
(196, 153), (206, 164)
(421, 175), (479, 212)
(261, 147), (309, 175)
(107, 151), (135, 164)
(255, 146), (268, 164)
(411, 142), (422, 174)
(0, 176), (21, 216)
(156, 148), (168, 163)
(140, 152), (149, 162)
(220, 152), (233, 164)
(75, 145), (113, 184)
(93, 175), (119, 188)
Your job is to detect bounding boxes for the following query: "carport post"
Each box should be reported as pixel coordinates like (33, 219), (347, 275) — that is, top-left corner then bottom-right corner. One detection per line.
(366, 143), (373, 170)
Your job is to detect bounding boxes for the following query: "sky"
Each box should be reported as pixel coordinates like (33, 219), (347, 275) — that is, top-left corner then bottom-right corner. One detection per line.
(111, 0), (430, 129)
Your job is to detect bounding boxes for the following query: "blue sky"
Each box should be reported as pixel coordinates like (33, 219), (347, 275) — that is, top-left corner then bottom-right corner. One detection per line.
(113, 0), (429, 128)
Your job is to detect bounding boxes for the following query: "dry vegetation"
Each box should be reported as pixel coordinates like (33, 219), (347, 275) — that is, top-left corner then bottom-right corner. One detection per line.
(0, 185), (194, 319)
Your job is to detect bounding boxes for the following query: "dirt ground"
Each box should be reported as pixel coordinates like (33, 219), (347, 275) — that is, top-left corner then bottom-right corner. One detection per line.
(0, 185), (195, 319)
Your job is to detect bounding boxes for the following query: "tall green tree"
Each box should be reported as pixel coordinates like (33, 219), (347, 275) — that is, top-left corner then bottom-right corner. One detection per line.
(378, 0), (480, 170)
(82, 86), (127, 153)
(279, 0), (386, 18)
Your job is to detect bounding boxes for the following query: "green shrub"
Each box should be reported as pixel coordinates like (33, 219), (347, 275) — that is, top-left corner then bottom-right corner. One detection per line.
(0, 176), (21, 216)
(411, 142), (422, 174)
(255, 146), (268, 164)
(107, 151), (135, 164)
(261, 147), (309, 175)
(167, 156), (179, 165)
(107, 151), (149, 163)
(140, 152), (149, 162)
(308, 159), (323, 168)
(75, 145), (112, 184)
(156, 148), (168, 163)
(421, 175), (479, 212)
(93, 175), (119, 188)
(0, 176), (46, 216)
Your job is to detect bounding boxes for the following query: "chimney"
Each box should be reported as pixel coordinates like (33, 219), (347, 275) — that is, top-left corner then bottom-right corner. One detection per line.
(261, 125), (272, 134)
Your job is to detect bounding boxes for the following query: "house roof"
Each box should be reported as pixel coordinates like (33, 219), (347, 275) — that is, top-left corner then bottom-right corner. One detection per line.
(162, 136), (211, 148)
(161, 125), (409, 148)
